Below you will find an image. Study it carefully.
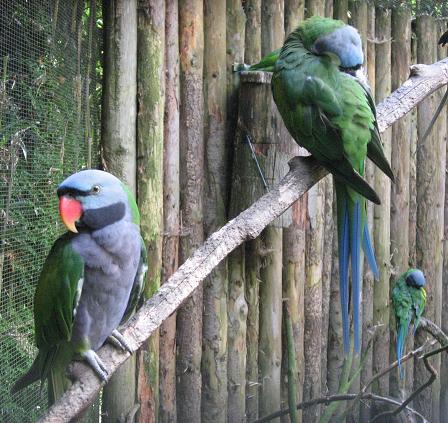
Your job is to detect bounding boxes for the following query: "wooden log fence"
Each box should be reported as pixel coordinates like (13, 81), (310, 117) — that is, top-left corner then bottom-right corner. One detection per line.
(39, 57), (448, 423)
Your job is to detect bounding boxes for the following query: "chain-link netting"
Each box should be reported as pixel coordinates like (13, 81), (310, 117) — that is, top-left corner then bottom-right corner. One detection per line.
(0, 1), (102, 421)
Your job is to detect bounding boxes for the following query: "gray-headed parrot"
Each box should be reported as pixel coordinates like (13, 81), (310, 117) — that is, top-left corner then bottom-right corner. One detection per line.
(12, 170), (147, 402)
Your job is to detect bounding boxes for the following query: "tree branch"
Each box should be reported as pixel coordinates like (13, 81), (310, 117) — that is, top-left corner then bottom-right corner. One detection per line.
(418, 316), (448, 346)
(250, 392), (428, 423)
(39, 57), (448, 423)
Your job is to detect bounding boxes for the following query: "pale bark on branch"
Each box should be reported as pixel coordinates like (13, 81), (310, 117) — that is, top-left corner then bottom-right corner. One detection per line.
(39, 57), (448, 423)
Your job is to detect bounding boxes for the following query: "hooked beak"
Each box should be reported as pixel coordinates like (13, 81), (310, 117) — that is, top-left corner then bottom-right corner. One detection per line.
(59, 196), (83, 233)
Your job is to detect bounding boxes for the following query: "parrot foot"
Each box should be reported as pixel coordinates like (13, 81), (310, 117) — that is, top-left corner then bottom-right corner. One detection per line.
(82, 350), (108, 382)
(107, 329), (133, 353)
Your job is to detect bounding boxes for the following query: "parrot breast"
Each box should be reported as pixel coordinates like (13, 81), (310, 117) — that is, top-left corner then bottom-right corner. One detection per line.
(70, 221), (141, 351)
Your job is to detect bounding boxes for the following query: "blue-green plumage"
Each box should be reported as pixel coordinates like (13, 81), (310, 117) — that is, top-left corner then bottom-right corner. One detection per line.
(392, 269), (426, 376)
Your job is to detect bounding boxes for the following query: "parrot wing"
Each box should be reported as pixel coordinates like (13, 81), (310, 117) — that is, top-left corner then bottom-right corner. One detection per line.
(350, 74), (394, 181)
(392, 279), (413, 376)
(120, 236), (148, 324)
(11, 233), (84, 394)
(34, 233), (85, 347)
(272, 53), (380, 204)
(411, 287), (427, 333)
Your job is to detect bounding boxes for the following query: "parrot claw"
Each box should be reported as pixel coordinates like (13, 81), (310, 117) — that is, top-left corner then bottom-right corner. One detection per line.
(108, 329), (133, 353)
(82, 350), (108, 382)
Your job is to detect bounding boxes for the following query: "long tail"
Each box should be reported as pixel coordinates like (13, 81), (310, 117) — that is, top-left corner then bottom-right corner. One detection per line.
(397, 317), (411, 378)
(48, 343), (72, 404)
(11, 355), (42, 394)
(11, 346), (58, 395)
(336, 182), (379, 353)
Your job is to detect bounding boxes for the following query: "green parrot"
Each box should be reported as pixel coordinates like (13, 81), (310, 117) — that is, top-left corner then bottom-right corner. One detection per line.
(248, 16), (394, 352)
(11, 170), (147, 403)
(392, 269), (426, 376)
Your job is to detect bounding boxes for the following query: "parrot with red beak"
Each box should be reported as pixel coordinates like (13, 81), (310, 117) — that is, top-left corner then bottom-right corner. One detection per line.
(11, 170), (147, 402)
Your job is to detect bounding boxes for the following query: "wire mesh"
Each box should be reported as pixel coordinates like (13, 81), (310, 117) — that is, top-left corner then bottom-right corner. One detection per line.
(0, 1), (102, 421)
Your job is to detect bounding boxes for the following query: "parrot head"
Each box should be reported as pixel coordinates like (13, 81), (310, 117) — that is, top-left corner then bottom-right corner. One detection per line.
(57, 169), (139, 233)
(405, 268), (426, 288)
(298, 16), (364, 74)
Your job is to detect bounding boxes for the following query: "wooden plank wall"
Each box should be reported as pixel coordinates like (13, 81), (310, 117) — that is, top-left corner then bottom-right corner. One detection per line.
(101, 1), (448, 422)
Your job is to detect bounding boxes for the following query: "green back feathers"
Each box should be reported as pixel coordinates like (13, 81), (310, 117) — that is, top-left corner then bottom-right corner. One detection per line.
(296, 16), (345, 49)
(121, 182), (141, 225)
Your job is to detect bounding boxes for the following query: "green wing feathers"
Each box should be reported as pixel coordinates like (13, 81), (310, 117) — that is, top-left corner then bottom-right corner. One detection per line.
(120, 237), (148, 324)
(11, 234), (84, 395)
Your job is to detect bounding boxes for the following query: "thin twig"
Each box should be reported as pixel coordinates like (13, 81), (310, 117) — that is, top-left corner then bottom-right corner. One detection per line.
(371, 356), (437, 423)
(245, 133), (269, 191)
(341, 341), (430, 419)
(251, 393), (427, 423)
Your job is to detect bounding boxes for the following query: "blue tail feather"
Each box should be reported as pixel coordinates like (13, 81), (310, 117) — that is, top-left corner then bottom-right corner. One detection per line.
(339, 199), (350, 353)
(363, 225), (379, 279)
(351, 201), (362, 353)
(397, 319), (411, 378)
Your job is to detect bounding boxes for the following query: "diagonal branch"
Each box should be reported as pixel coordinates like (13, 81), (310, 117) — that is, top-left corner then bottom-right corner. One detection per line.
(39, 57), (448, 423)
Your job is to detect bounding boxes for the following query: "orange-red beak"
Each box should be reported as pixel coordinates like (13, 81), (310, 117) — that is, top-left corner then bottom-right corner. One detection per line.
(59, 196), (83, 233)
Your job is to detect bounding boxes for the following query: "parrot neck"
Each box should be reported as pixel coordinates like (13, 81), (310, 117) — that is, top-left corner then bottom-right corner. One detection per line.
(82, 201), (127, 230)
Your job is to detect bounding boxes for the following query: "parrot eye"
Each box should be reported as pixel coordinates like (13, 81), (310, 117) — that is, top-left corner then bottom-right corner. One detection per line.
(91, 185), (101, 194)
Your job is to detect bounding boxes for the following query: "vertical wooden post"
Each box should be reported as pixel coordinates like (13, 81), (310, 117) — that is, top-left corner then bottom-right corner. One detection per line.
(259, 3), (284, 422)
(282, 5), (305, 423)
(159, 1), (179, 421)
(415, 15), (444, 423)
(227, 1), (246, 422)
(372, 5), (391, 399)
(101, 1), (138, 421)
(101, 0), (137, 192)
(243, 3), (261, 421)
(333, 0), (348, 22)
(409, 22), (418, 268)
(136, 1), (165, 422)
(437, 24), (448, 423)
(439, 16), (448, 423)
(230, 71), (294, 422)
(303, 182), (325, 423)
(360, 6), (375, 421)
(259, 226), (283, 422)
(305, 0), (325, 17)
(441, 18), (448, 418)
(202, 1), (228, 422)
(244, 0), (261, 64)
(389, 5), (411, 401)
(325, 0), (333, 19)
(284, 0), (305, 35)
(261, 1), (284, 55)
(282, 202), (306, 423)
(177, 1), (204, 422)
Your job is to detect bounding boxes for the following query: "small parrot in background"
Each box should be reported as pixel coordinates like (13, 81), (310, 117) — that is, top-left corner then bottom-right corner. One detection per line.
(11, 170), (147, 402)
(248, 16), (394, 353)
(392, 269), (426, 376)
